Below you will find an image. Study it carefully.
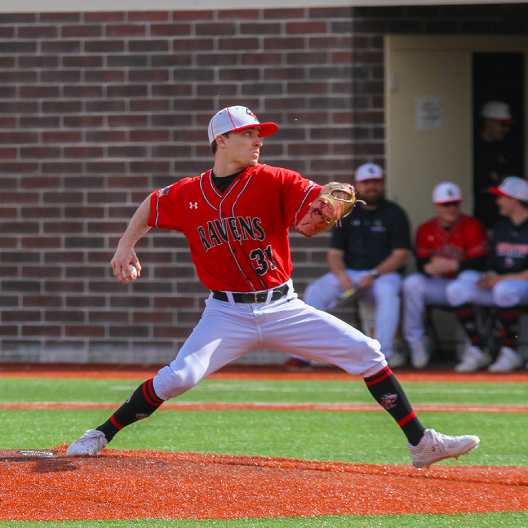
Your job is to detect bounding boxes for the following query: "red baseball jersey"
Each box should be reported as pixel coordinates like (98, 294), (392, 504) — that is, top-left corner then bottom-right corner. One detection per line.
(148, 163), (321, 292)
(415, 214), (488, 262)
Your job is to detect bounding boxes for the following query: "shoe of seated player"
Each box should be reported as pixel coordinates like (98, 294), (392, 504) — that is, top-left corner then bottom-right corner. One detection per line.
(67, 429), (108, 456)
(488, 346), (523, 373)
(455, 345), (491, 373)
(409, 428), (480, 469)
(387, 351), (406, 368)
(408, 340), (430, 369)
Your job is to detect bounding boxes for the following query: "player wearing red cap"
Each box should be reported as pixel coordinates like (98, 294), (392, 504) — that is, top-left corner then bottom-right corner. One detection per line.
(67, 105), (479, 468)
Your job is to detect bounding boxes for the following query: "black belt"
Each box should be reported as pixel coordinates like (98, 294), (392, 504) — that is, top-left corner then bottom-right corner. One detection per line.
(212, 284), (289, 304)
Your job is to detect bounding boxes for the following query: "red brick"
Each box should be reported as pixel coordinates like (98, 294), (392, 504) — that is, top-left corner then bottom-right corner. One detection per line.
(22, 326), (61, 337)
(0, 41), (36, 53)
(128, 70), (170, 82)
(0, 27), (14, 38)
(85, 100), (127, 113)
(63, 56), (104, 68)
(84, 12), (125, 23)
(42, 191), (83, 203)
(240, 22), (281, 34)
(85, 40), (125, 53)
(130, 99), (170, 112)
(0, 13), (36, 23)
(0, 148), (17, 159)
(18, 25), (57, 38)
(106, 24), (147, 37)
(66, 296), (106, 308)
(0, 131), (38, 144)
(172, 10), (213, 20)
(263, 37), (305, 49)
(23, 295), (63, 307)
(65, 325), (105, 337)
(263, 9), (305, 19)
(172, 38), (213, 51)
(219, 9), (259, 19)
(0, 70), (37, 83)
(86, 131), (127, 143)
(107, 85), (148, 98)
(0, 326), (18, 336)
(130, 130), (170, 142)
(63, 116), (104, 128)
(39, 12), (80, 22)
(151, 24), (191, 36)
(287, 21), (327, 33)
(61, 25), (102, 38)
(20, 147), (61, 159)
(63, 147), (104, 159)
(151, 85), (192, 97)
(19, 116), (60, 128)
(128, 40), (169, 52)
(42, 101), (82, 113)
(107, 146), (148, 158)
(21, 237), (62, 249)
(42, 162), (83, 174)
(196, 22), (236, 36)
(241, 53), (282, 65)
(107, 175), (149, 187)
(89, 311), (128, 323)
(43, 221), (83, 233)
(46, 311), (85, 323)
(128, 11), (170, 22)
(42, 131), (83, 143)
(22, 265), (61, 277)
(41, 41), (81, 54)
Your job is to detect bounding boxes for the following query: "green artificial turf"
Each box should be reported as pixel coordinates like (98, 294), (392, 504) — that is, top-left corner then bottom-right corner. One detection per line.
(2, 512), (528, 527)
(2, 377), (528, 405)
(2, 374), (528, 527)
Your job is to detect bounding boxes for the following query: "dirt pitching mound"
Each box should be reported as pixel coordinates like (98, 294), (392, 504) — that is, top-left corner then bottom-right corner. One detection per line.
(2, 448), (528, 521)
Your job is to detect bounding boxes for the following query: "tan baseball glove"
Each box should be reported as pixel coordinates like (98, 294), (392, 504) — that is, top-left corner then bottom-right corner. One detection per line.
(295, 182), (365, 237)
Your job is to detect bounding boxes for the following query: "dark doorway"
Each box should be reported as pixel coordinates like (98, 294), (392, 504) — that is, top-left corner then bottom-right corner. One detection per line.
(472, 52), (524, 228)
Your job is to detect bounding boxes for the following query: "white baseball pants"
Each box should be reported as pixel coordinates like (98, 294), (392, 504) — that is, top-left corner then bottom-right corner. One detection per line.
(446, 270), (528, 307)
(402, 273), (454, 344)
(303, 270), (402, 358)
(153, 282), (387, 400)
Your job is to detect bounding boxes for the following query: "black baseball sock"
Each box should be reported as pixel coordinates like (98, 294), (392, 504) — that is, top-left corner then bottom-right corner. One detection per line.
(96, 378), (164, 442)
(495, 308), (521, 349)
(364, 366), (425, 446)
(453, 304), (482, 346)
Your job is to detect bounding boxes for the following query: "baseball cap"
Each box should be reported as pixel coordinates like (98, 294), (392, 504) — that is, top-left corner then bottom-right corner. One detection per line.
(489, 176), (528, 202)
(480, 101), (512, 122)
(355, 162), (383, 182)
(432, 181), (462, 204)
(207, 105), (279, 144)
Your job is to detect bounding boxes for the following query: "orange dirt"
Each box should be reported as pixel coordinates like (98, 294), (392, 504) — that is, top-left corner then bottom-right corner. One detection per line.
(2, 363), (528, 383)
(2, 402), (528, 414)
(2, 448), (528, 521)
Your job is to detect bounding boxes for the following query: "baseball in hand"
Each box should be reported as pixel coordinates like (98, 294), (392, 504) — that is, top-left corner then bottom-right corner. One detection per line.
(127, 264), (138, 280)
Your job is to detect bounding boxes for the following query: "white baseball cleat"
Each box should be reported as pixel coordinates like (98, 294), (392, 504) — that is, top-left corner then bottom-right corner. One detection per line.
(67, 429), (108, 456)
(409, 428), (480, 469)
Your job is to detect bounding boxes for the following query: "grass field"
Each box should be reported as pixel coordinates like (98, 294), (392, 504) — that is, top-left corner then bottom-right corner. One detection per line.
(2, 371), (528, 527)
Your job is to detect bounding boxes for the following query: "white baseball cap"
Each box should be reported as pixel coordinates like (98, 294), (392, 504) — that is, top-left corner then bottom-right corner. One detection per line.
(355, 162), (383, 182)
(489, 176), (528, 202)
(432, 181), (462, 204)
(481, 101), (512, 122)
(207, 105), (279, 144)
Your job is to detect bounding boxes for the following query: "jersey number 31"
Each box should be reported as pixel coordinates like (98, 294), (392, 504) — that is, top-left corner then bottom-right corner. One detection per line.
(249, 244), (277, 276)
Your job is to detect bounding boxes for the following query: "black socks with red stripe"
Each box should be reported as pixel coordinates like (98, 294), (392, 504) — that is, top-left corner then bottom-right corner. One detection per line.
(364, 366), (425, 446)
(96, 378), (164, 442)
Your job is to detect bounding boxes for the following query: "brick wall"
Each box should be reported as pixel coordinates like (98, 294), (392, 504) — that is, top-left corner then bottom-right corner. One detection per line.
(0, 4), (526, 364)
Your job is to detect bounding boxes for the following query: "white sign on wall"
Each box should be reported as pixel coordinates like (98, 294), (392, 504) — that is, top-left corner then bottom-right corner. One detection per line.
(416, 96), (442, 130)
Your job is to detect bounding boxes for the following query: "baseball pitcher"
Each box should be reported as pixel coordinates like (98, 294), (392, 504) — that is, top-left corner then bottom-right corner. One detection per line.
(67, 105), (479, 468)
